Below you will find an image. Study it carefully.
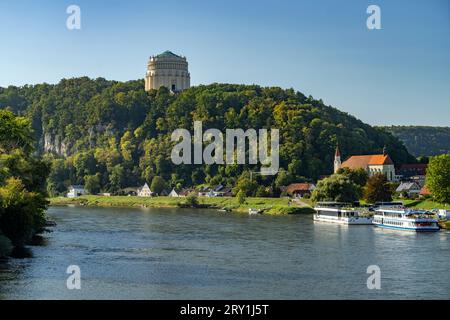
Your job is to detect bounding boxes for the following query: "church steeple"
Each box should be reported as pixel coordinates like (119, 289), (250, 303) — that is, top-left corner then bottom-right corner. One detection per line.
(334, 143), (341, 174)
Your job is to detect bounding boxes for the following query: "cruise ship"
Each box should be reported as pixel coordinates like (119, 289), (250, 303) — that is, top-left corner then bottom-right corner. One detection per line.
(313, 202), (373, 225)
(373, 207), (440, 232)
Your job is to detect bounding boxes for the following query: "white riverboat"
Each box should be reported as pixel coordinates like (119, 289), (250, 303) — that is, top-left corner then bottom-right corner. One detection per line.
(313, 202), (373, 225)
(373, 207), (440, 232)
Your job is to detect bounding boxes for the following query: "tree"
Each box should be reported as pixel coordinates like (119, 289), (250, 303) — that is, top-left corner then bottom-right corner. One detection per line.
(233, 173), (258, 197)
(274, 169), (293, 190)
(0, 178), (47, 246)
(311, 174), (361, 203)
(150, 176), (167, 195)
(108, 164), (125, 192)
(236, 190), (246, 204)
(0, 111), (49, 251)
(363, 173), (393, 203)
(426, 154), (450, 204)
(84, 173), (101, 194)
(0, 109), (34, 154)
(337, 167), (368, 187)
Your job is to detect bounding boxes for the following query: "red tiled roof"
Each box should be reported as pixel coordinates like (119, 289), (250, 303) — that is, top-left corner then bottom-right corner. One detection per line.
(419, 185), (431, 196)
(286, 183), (314, 193)
(341, 154), (394, 170)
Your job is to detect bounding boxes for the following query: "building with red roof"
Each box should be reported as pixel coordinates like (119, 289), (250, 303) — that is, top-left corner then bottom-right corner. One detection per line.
(286, 183), (316, 198)
(334, 145), (399, 181)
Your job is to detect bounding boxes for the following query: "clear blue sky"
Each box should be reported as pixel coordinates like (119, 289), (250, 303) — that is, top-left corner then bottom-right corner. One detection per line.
(0, 0), (449, 125)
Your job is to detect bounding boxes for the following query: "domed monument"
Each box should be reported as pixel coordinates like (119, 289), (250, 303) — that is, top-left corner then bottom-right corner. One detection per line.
(144, 51), (190, 92)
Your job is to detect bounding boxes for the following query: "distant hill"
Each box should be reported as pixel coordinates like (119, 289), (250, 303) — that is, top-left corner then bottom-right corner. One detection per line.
(381, 126), (450, 157)
(0, 78), (414, 194)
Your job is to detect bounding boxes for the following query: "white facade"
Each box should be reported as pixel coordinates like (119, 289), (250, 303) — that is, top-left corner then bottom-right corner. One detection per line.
(137, 183), (153, 197)
(67, 185), (86, 198)
(168, 188), (180, 197)
(367, 164), (398, 181)
(145, 51), (190, 92)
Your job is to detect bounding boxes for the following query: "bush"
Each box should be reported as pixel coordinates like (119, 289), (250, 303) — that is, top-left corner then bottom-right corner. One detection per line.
(185, 194), (199, 207)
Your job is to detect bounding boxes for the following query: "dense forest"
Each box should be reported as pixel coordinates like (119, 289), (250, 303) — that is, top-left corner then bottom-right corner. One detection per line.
(381, 126), (450, 157)
(0, 77), (414, 196)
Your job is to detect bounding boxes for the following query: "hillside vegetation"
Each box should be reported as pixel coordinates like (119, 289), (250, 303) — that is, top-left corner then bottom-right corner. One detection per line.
(0, 78), (414, 195)
(382, 126), (450, 157)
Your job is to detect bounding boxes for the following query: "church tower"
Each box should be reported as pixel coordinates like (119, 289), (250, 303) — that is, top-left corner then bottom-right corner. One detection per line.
(144, 51), (190, 92)
(334, 143), (341, 173)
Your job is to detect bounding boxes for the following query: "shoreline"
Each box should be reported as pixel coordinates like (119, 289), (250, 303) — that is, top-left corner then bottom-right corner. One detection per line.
(48, 195), (315, 215)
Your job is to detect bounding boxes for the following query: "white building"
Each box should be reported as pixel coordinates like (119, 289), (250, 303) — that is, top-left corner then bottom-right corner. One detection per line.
(67, 185), (86, 198)
(168, 188), (181, 197)
(144, 51), (190, 92)
(137, 183), (153, 197)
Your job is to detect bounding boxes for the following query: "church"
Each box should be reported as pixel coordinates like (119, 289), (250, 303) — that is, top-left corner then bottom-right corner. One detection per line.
(334, 145), (399, 181)
(144, 51), (190, 92)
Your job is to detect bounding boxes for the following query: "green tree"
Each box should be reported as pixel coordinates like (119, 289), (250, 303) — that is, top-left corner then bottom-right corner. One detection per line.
(274, 169), (293, 190)
(84, 173), (101, 194)
(0, 178), (47, 246)
(337, 167), (369, 187)
(233, 173), (258, 197)
(236, 190), (246, 204)
(363, 173), (393, 203)
(311, 174), (361, 203)
(0, 110), (49, 252)
(426, 154), (450, 204)
(150, 176), (167, 195)
(108, 164), (125, 192)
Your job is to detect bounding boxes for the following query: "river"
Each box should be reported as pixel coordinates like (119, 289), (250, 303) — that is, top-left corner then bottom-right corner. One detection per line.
(0, 206), (449, 299)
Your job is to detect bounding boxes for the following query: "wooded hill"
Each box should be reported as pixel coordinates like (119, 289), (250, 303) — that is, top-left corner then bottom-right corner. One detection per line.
(381, 126), (450, 157)
(0, 78), (414, 195)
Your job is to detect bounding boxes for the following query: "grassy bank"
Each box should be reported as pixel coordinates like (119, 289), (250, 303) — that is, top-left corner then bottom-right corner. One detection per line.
(49, 195), (315, 215)
(401, 199), (449, 210)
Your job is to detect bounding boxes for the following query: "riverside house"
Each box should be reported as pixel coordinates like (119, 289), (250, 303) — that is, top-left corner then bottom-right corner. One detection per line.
(137, 183), (153, 197)
(286, 183), (316, 198)
(169, 188), (182, 197)
(67, 185), (86, 198)
(396, 182), (421, 198)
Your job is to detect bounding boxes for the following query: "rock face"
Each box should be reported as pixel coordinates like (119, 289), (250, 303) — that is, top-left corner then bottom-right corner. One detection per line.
(43, 132), (68, 156)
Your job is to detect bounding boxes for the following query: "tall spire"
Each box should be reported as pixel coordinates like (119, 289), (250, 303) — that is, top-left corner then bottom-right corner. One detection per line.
(334, 142), (341, 174)
(383, 145), (387, 156)
(335, 143), (341, 158)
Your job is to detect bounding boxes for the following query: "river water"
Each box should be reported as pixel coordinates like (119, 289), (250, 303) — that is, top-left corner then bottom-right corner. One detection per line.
(0, 206), (449, 299)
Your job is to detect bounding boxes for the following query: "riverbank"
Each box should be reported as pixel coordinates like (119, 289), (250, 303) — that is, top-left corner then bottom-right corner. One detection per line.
(49, 195), (315, 215)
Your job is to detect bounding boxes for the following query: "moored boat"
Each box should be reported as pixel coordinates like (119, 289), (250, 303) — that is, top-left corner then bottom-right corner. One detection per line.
(248, 208), (262, 215)
(373, 207), (439, 232)
(313, 202), (373, 225)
